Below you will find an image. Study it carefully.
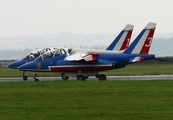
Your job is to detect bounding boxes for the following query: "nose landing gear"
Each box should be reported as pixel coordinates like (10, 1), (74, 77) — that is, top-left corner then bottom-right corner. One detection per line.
(33, 72), (39, 81)
(22, 71), (28, 81)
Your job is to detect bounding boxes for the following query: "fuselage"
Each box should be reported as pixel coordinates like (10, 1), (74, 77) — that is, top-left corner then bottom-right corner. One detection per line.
(18, 49), (155, 73)
(49, 53), (155, 72)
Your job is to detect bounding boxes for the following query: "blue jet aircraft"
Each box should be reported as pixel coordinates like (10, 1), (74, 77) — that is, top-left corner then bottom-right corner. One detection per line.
(19, 22), (156, 81)
(16, 24), (134, 81)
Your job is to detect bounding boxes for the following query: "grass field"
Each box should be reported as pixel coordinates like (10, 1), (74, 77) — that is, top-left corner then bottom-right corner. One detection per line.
(1, 80), (173, 120)
(1, 64), (173, 77)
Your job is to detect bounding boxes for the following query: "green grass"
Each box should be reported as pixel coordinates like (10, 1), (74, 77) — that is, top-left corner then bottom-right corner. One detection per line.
(102, 64), (173, 75)
(1, 80), (173, 120)
(1, 64), (173, 77)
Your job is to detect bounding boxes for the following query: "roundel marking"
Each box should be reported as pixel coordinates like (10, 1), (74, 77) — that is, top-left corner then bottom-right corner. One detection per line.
(37, 63), (41, 69)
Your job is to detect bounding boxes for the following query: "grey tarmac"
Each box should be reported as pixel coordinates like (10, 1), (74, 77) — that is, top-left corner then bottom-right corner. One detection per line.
(0, 75), (173, 82)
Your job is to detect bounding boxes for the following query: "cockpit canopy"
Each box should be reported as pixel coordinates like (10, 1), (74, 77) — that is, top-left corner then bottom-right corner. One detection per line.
(34, 48), (72, 61)
(22, 47), (57, 60)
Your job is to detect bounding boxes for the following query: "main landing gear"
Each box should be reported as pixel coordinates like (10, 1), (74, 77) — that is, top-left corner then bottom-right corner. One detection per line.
(60, 71), (107, 81)
(76, 73), (106, 81)
(61, 73), (69, 80)
(77, 74), (86, 81)
(76, 70), (86, 81)
(98, 74), (107, 80)
(76, 71), (106, 81)
(95, 73), (107, 81)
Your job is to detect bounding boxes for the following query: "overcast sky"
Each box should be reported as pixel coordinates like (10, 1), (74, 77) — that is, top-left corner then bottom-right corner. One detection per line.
(0, 0), (172, 37)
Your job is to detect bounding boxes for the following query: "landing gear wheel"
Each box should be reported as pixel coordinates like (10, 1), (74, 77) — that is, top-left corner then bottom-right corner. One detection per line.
(23, 75), (28, 81)
(61, 73), (69, 80)
(77, 75), (85, 81)
(98, 74), (107, 81)
(33, 72), (39, 81)
(34, 78), (39, 82)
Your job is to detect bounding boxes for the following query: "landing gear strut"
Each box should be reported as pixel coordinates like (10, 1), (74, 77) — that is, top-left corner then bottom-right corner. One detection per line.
(76, 70), (85, 81)
(77, 75), (85, 81)
(33, 72), (39, 81)
(22, 71), (27, 81)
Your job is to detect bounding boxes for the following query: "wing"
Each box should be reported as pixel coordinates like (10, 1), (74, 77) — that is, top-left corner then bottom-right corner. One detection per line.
(65, 52), (98, 62)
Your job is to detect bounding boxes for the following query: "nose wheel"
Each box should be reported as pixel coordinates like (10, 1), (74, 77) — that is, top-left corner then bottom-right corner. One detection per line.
(33, 72), (39, 81)
(23, 75), (28, 81)
(22, 71), (28, 81)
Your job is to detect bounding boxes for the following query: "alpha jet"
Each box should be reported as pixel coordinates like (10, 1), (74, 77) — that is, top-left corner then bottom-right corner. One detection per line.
(18, 24), (134, 81)
(48, 22), (157, 80)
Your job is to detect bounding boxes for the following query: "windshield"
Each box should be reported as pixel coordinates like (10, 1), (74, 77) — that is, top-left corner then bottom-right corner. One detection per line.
(22, 47), (57, 60)
(22, 49), (42, 60)
(34, 48), (72, 61)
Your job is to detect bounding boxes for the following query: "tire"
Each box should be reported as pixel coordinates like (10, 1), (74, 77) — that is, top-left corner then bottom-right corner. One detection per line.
(61, 73), (69, 80)
(23, 75), (27, 81)
(98, 74), (107, 81)
(35, 79), (39, 82)
(77, 75), (85, 81)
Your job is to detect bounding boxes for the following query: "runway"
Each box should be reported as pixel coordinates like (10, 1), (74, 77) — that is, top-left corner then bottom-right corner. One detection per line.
(0, 75), (173, 82)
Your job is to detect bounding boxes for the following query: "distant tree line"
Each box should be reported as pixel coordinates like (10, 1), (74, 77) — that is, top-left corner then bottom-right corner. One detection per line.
(135, 57), (173, 65)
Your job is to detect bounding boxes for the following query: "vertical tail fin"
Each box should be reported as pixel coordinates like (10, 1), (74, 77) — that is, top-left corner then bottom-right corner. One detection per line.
(124, 22), (156, 54)
(106, 24), (134, 51)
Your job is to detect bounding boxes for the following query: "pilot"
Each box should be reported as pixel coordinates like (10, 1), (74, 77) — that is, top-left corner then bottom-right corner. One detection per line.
(30, 54), (34, 58)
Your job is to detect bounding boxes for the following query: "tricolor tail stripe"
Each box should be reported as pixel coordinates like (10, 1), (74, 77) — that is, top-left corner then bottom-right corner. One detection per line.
(123, 22), (156, 54)
(106, 31), (124, 50)
(106, 24), (133, 51)
(119, 30), (132, 50)
(139, 29), (155, 54)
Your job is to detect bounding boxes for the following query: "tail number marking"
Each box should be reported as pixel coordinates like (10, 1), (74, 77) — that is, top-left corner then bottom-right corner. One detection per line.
(145, 37), (152, 47)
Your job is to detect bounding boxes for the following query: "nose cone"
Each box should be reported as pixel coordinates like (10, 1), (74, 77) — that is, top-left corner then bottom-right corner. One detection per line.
(18, 62), (42, 72)
(8, 58), (36, 69)
(18, 63), (34, 71)
(8, 60), (26, 69)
